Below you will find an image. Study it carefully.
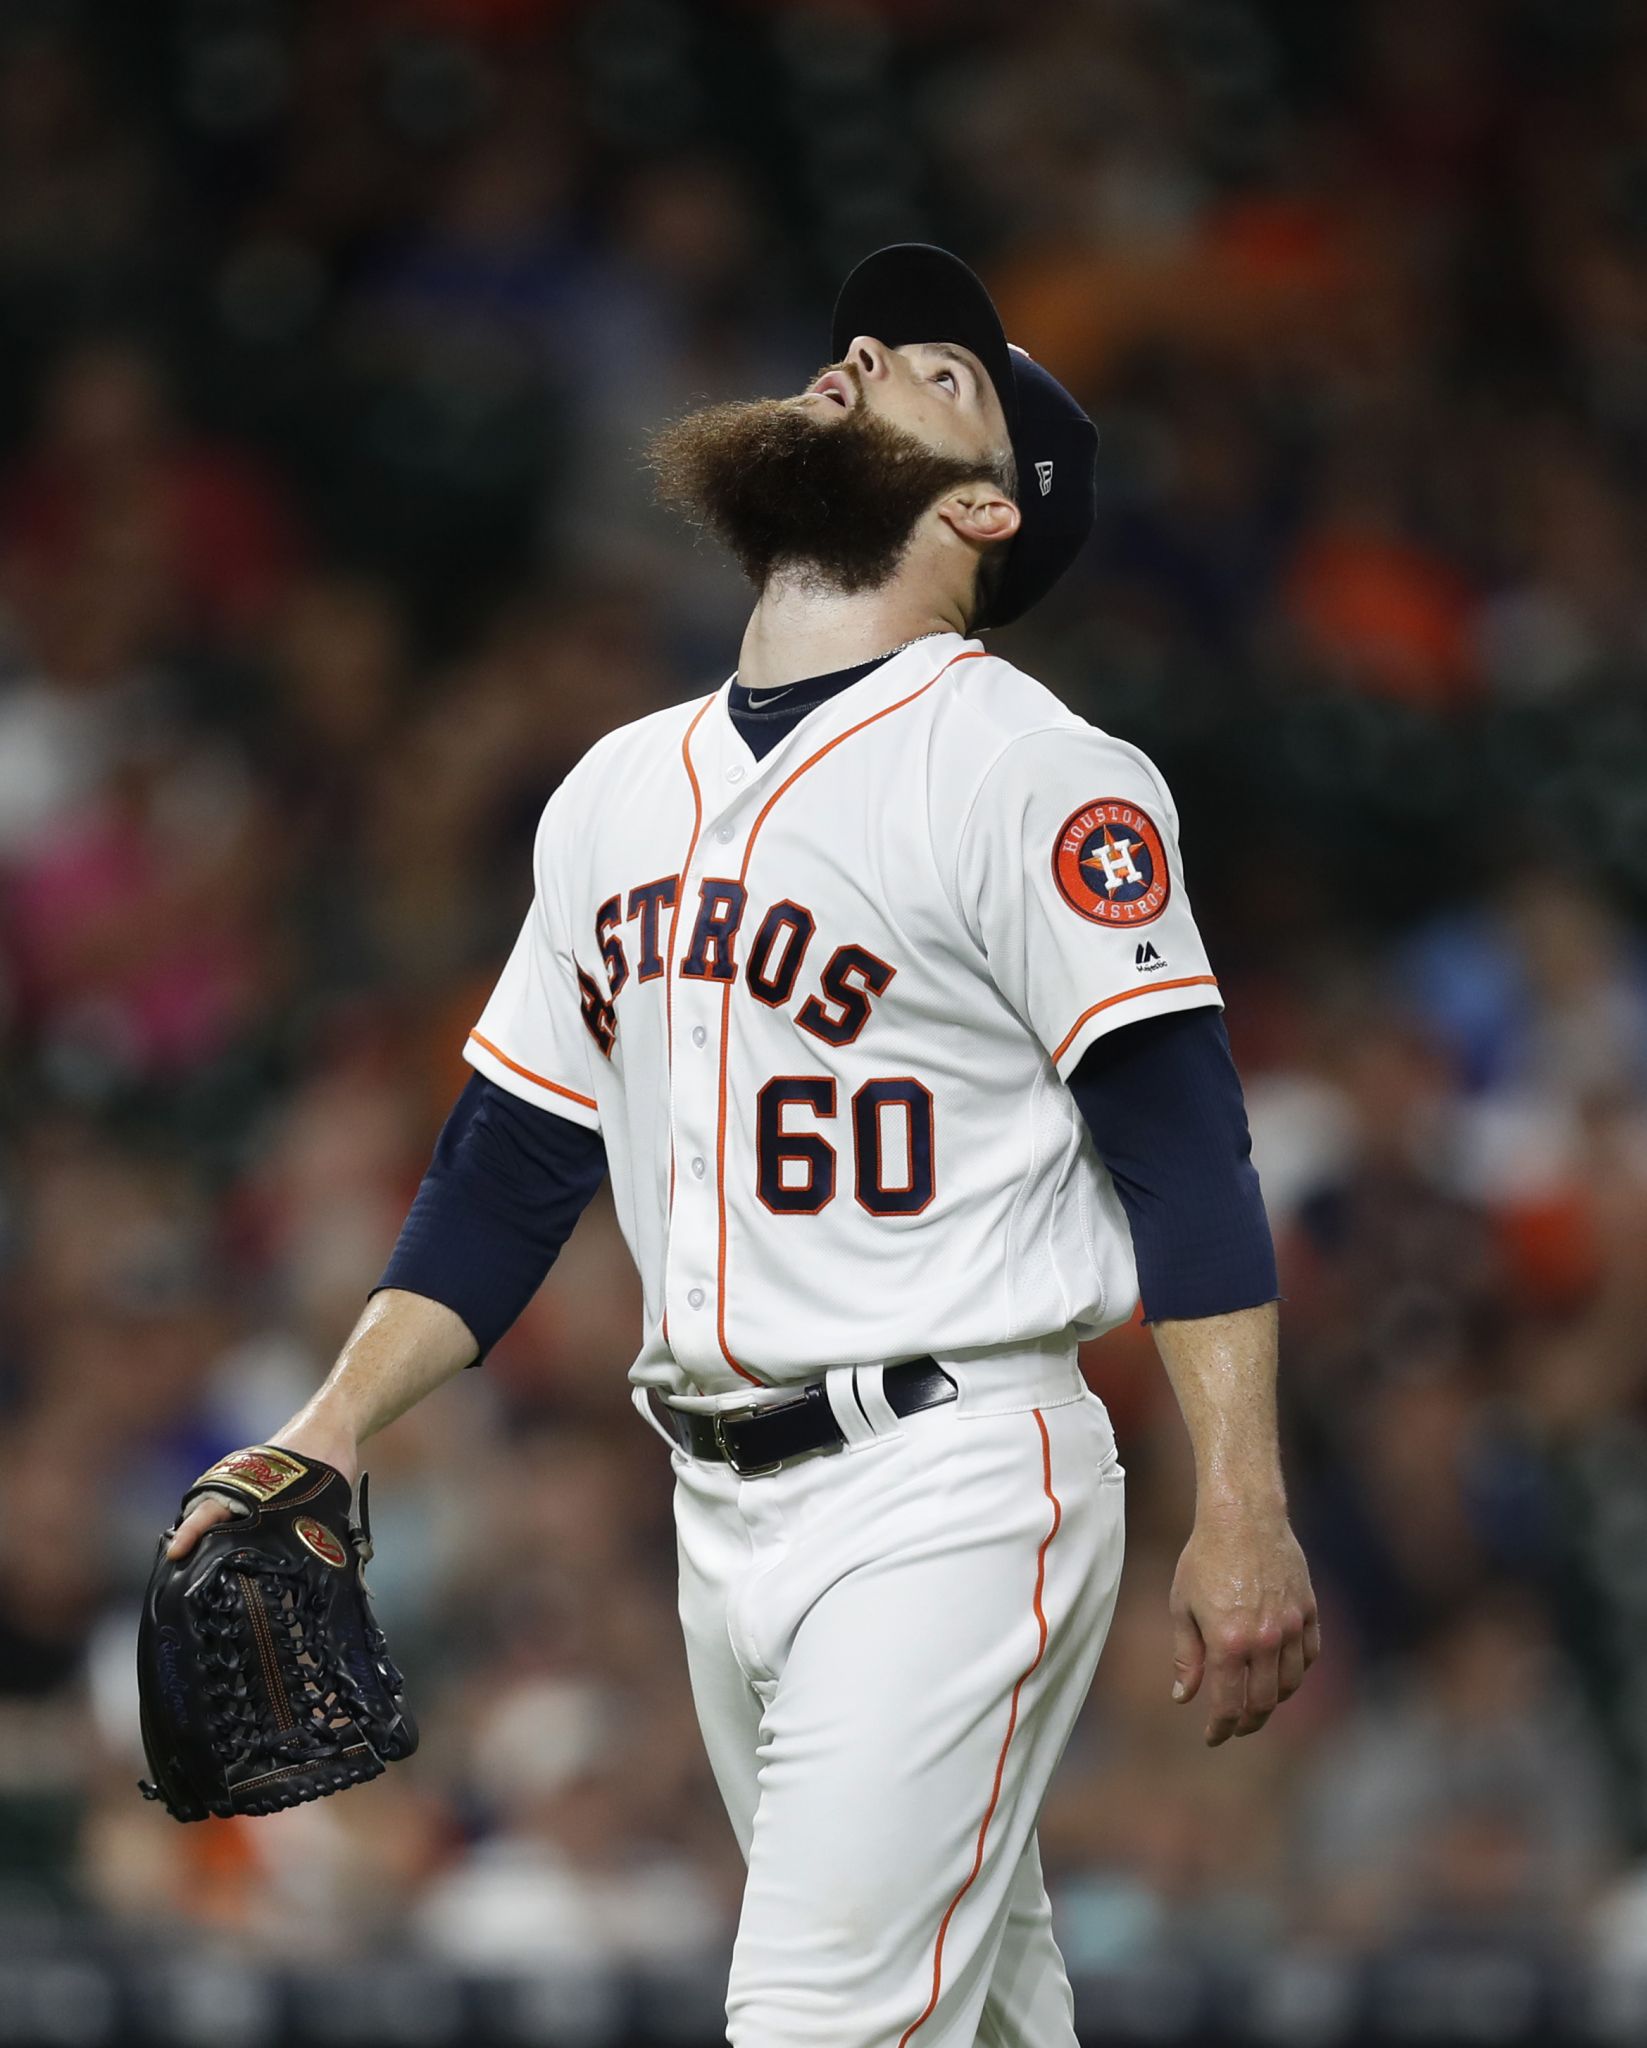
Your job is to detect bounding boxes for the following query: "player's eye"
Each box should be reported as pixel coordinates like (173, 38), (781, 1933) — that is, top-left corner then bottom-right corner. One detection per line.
(932, 369), (959, 396)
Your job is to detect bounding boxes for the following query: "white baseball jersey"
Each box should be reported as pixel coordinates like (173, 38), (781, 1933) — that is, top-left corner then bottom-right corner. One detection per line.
(465, 632), (1221, 1396)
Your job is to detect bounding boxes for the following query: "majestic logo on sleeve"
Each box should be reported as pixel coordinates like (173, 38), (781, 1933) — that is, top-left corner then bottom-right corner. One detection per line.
(1052, 799), (1171, 927)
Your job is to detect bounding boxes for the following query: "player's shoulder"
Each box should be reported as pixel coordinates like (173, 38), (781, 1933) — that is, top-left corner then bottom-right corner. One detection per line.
(932, 647), (1169, 800)
(543, 689), (719, 818)
(582, 689), (719, 774)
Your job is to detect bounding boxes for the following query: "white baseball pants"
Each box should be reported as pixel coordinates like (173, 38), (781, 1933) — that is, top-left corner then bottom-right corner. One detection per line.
(661, 1346), (1125, 2047)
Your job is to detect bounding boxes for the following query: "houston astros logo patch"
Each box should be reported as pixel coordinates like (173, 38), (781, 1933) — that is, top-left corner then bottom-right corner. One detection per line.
(1052, 799), (1170, 926)
(294, 1517), (347, 1568)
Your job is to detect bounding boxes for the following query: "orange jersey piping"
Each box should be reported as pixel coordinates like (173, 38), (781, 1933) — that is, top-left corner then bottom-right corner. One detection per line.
(899, 1407), (1063, 2045)
(665, 696), (715, 1134)
(662, 695), (715, 1360)
(467, 1031), (598, 1112)
(1050, 973), (1220, 1066)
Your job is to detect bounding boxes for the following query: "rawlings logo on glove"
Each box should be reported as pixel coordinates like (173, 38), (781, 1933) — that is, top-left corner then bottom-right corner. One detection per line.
(136, 1447), (417, 1822)
(193, 1445), (309, 1502)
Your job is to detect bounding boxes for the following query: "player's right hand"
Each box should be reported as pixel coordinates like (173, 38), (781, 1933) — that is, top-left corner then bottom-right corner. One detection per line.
(166, 1426), (362, 1560)
(165, 1492), (238, 1560)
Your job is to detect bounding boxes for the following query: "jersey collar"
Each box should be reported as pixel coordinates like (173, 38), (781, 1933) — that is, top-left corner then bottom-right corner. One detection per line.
(707, 632), (977, 790)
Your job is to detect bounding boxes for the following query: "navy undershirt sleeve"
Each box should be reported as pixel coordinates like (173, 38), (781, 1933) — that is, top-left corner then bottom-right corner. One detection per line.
(1070, 1007), (1278, 1323)
(376, 1073), (608, 1361)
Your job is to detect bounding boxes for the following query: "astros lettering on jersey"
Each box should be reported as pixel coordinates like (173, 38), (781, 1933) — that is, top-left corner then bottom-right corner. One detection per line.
(466, 633), (1220, 1395)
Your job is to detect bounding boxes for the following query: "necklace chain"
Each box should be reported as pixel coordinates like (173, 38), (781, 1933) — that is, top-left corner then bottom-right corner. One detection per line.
(735, 628), (950, 693)
(873, 628), (949, 663)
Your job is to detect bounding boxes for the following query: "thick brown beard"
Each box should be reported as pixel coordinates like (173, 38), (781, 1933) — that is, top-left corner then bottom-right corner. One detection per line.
(648, 389), (1009, 596)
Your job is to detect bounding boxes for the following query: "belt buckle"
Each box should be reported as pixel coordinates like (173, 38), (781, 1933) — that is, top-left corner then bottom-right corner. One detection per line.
(712, 1401), (782, 1478)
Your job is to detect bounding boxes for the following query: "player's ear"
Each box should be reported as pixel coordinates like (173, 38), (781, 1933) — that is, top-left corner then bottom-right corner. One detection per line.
(936, 483), (1021, 552)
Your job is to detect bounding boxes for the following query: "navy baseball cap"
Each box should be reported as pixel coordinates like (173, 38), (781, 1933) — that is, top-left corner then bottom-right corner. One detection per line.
(831, 243), (1099, 628)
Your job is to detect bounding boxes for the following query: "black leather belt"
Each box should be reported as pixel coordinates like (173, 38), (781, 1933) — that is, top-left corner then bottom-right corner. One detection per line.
(649, 1357), (955, 1477)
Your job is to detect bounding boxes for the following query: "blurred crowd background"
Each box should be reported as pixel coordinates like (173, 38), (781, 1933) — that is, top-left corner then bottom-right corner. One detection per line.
(6, 0), (1647, 2041)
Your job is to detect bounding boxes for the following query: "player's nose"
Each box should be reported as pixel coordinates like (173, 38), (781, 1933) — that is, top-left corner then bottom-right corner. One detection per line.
(843, 335), (891, 383)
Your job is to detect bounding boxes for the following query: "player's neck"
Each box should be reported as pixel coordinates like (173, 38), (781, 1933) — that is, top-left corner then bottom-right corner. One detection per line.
(736, 572), (967, 694)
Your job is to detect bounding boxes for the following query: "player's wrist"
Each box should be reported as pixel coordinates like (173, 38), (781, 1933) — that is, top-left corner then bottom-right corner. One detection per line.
(1191, 1477), (1288, 1525)
(270, 1411), (362, 1488)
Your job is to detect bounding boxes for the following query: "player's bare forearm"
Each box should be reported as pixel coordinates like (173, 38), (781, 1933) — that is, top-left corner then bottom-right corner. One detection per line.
(167, 1290), (475, 1559)
(1150, 1303), (1320, 1745)
(283, 1288), (477, 1456)
(1153, 1302), (1285, 1510)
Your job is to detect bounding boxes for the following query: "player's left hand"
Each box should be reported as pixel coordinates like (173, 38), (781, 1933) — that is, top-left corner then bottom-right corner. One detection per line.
(1168, 1504), (1319, 1746)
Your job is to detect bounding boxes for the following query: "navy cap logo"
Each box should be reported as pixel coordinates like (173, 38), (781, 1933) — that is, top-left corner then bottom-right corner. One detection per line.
(1035, 460), (1054, 497)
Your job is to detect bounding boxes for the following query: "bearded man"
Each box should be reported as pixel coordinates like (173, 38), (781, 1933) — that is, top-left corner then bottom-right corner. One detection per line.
(171, 245), (1317, 2046)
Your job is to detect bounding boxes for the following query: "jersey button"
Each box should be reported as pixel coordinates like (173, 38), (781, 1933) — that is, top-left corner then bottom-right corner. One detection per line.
(691, 1156), (706, 1178)
(726, 765), (745, 784)
(691, 1025), (707, 1048)
(716, 826), (734, 844)
(687, 1287), (706, 1309)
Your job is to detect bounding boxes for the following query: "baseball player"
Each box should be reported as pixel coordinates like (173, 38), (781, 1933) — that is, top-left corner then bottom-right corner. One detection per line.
(173, 245), (1318, 2045)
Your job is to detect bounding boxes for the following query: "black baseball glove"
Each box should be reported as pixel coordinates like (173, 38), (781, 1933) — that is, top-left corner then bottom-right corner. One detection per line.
(137, 1445), (418, 1822)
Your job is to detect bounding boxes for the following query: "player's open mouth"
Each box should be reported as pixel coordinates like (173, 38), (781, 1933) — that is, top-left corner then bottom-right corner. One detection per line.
(805, 371), (855, 411)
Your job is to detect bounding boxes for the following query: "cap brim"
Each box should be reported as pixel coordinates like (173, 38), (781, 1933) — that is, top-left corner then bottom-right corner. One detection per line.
(831, 244), (1019, 434)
